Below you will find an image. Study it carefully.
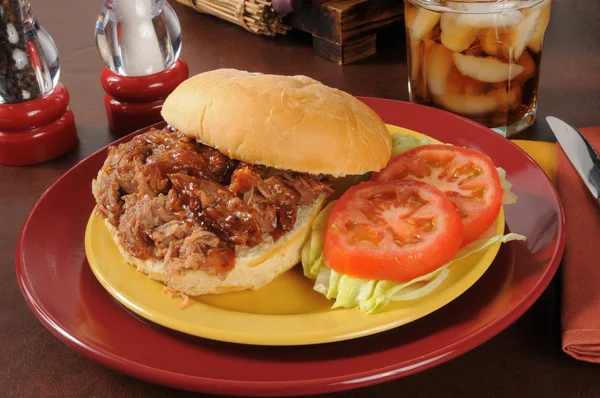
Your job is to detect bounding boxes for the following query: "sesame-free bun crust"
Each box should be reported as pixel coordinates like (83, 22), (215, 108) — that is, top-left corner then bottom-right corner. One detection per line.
(105, 195), (327, 296)
(161, 69), (392, 177)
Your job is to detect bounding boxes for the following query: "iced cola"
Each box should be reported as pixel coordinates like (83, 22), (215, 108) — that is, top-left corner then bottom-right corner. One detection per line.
(405, 0), (551, 136)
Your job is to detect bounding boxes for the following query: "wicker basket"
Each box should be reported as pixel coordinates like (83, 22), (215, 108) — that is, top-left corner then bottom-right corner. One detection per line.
(175, 0), (290, 36)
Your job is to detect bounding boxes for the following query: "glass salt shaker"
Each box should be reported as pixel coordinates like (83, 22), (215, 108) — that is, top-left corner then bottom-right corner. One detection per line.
(95, 0), (189, 136)
(0, 0), (77, 166)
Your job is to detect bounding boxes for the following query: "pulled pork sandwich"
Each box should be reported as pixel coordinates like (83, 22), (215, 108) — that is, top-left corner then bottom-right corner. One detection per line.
(92, 69), (392, 296)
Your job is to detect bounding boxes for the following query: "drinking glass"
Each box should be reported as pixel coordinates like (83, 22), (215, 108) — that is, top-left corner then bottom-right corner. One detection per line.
(404, 0), (552, 137)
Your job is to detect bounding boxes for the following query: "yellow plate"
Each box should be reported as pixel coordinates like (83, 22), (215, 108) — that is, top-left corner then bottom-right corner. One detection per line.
(85, 126), (505, 346)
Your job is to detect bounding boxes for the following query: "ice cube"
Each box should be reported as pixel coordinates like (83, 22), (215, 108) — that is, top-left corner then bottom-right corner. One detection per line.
(480, 28), (511, 56)
(453, 53), (525, 83)
(456, 9), (523, 29)
(409, 39), (423, 81)
(405, 5), (418, 30)
(445, 67), (470, 95)
(527, 0), (552, 53)
(427, 44), (455, 95)
(507, 7), (540, 60)
(412, 41), (437, 102)
(493, 85), (522, 110)
(515, 51), (536, 84)
(463, 77), (487, 96)
(412, 77), (428, 101)
(411, 8), (441, 40)
(433, 92), (498, 116)
(423, 38), (437, 70)
(478, 8), (541, 61)
(440, 13), (479, 53)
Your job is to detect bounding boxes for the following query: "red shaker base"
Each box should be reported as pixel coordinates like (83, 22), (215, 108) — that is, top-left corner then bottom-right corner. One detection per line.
(0, 110), (77, 166)
(0, 83), (78, 166)
(104, 96), (165, 137)
(101, 59), (189, 137)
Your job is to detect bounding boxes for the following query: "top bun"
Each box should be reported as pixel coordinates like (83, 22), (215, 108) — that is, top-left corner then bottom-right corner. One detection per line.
(161, 69), (392, 177)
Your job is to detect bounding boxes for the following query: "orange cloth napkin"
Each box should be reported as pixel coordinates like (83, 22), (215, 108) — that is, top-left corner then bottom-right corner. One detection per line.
(516, 128), (600, 364)
(554, 126), (600, 363)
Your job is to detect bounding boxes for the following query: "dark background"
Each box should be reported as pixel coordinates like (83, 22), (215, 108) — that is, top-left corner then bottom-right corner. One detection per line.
(2, 0), (600, 396)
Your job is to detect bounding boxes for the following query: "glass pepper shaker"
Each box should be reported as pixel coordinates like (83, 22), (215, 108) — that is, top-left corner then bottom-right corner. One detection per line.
(95, 0), (189, 136)
(0, 0), (77, 166)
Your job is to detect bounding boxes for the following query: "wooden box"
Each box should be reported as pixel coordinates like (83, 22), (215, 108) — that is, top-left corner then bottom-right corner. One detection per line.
(291, 0), (405, 65)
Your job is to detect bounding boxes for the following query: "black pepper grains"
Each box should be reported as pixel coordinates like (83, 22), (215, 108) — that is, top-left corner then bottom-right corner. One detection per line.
(0, 0), (41, 104)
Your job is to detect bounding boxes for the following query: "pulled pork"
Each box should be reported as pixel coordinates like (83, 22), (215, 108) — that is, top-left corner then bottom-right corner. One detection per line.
(93, 127), (332, 280)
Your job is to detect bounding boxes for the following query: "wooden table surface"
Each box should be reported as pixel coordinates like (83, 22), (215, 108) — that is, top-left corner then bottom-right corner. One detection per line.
(2, 0), (600, 396)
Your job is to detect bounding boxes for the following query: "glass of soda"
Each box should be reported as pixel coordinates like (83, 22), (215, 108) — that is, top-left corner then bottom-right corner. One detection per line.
(404, 0), (552, 137)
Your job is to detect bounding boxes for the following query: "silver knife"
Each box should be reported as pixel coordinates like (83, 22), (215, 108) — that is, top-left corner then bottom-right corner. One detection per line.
(546, 116), (600, 200)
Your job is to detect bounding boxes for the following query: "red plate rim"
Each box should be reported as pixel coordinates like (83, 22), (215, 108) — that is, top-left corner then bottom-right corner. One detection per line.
(15, 97), (566, 396)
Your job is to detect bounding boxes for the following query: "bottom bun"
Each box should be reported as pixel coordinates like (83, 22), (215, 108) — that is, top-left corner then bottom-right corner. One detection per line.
(105, 194), (327, 296)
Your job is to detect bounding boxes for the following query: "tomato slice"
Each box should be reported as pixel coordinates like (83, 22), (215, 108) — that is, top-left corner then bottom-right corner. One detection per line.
(322, 180), (463, 283)
(371, 145), (502, 245)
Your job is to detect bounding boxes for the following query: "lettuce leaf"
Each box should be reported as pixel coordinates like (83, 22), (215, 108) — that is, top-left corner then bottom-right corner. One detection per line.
(497, 167), (518, 205)
(308, 232), (525, 314)
(300, 132), (526, 314)
(301, 201), (336, 279)
(390, 133), (434, 157)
